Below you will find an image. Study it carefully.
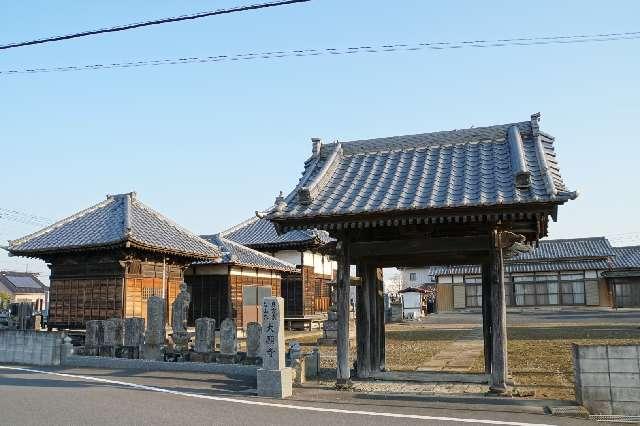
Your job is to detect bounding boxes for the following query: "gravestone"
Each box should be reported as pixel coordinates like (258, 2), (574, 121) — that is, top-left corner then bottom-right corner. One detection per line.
(194, 318), (216, 354)
(143, 296), (165, 360)
(171, 283), (191, 353)
(85, 320), (104, 356)
(102, 319), (118, 357)
(246, 322), (261, 361)
(218, 318), (237, 363)
(257, 297), (292, 398)
(123, 317), (144, 358)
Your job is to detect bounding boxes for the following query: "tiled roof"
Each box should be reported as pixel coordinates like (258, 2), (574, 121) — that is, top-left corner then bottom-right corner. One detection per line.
(429, 259), (611, 276)
(200, 234), (298, 272)
(9, 193), (219, 260)
(511, 237), (614, 261)
(221, 214), (333, 250)
(0, 271), (46, 294)
(610, 246), (640, 270)
(270, 115), (576, 226)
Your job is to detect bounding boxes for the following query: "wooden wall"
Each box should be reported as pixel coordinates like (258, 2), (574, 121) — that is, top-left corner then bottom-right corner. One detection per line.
(436, 283), (454, 312)
(228, 267), (281, 328)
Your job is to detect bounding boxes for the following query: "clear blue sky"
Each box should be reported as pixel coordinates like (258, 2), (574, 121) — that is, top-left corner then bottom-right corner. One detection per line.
(1, 0), (639, 277)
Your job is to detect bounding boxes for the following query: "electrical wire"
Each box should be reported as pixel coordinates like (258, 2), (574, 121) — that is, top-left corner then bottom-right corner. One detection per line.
(0, 0), (311, 50)
(2, 30), (639, 76)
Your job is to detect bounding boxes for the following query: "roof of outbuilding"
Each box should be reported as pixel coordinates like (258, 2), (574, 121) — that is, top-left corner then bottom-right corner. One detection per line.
(609, 246), (640, 270)
(0, 271), (46, 294)
(221, 214), (333, 250)
(8, 192), (220, 260)
(269, 115), (576, 228)
(199, 234), (298, 272)
(429, 259), (611, 276)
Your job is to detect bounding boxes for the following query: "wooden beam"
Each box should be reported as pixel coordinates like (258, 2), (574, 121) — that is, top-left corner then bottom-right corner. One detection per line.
(489, 230), (509, 395)
(481, 262), (492, 375)
(336, 238), (352, 388)
(355, 264), (372, 378)
(349, 236), (489, 259)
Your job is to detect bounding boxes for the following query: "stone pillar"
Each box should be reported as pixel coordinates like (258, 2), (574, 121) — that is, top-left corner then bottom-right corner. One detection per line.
(123, 317), (144, 359)
(489, 230), (509, 394)
(257, 296), (292, 398)
(85, 320), (104, 356)
(194, 318), (216, 354)
(336, 239), (352, 389)
(219, 318), (238, 363)
(246, 321), (261, 361)
(143, 296), (165, 361)
(102, 319), (117, 357)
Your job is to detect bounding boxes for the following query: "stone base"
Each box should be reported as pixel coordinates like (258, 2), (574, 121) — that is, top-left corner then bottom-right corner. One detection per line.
(141, 344), (163, 361)
(190, 352), (214, 363)
(217, 353), (241, 364)
(257, 368), (293, 399)
(317, 338), (337, 346)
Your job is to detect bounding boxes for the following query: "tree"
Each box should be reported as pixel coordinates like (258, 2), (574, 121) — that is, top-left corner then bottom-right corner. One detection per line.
(0, 292), (11, 310)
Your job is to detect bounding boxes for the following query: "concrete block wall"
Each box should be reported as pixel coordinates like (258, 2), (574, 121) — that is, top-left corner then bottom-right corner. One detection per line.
(0, 330), (63, 366)
(573, 344), (640, 416)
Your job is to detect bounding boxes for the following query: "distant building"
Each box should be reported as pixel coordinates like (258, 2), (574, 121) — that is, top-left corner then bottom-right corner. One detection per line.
(428, 237), (640, 311)
(0, 271), (47, 310)
(219, 215), (336, 318)
(603, 246), (640, 308)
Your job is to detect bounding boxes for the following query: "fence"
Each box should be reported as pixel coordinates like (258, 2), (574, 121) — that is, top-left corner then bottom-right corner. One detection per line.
(0, 330), (64, 366)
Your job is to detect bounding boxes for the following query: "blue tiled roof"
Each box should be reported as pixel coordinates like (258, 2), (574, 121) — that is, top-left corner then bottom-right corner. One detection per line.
(429, 259), (611, 276)
(0, 271), (46, 294)
(270, 115), (576, 226)
(610, 246), (640, 270)
(9, 193), (219, 259)
(200, 234), (297, 272)
(221, 215), (333, 249)
(511, 237), (614, 261)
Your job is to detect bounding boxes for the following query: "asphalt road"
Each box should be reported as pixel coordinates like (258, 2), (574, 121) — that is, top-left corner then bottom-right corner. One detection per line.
(0, 365), (596, 426)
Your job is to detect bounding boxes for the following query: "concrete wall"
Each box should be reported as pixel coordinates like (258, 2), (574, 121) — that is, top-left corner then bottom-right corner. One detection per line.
(0, 330), (63, 366)
(573, 344), (640, 416)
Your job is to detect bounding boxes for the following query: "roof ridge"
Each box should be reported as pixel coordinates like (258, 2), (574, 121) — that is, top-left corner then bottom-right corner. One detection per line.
(8, 196), (118, 248)
(130, 198), (219, 253)
(539, 236), (608, 242)
(218, 214), (264, 237)
(216, 234), (297, 269)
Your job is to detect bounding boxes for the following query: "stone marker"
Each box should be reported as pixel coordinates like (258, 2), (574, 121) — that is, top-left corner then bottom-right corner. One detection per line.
(123, 317), (144, 359)
(171, 283), (191, 353)
(246, 322), (261, 361)
(102, 319), (117, 357)
(219, 318), (237, 355)
(85, 320), (104, 356)
(194, 318), (216, 354)
(257, 297), (292, 398)
(143, 296), (165, 360)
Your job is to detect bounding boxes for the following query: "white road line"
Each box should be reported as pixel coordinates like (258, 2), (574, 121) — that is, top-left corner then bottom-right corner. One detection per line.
(0, 365), (557, 426)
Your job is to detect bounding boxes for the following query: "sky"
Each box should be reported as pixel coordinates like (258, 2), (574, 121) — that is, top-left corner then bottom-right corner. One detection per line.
(1, 0), (639, 280)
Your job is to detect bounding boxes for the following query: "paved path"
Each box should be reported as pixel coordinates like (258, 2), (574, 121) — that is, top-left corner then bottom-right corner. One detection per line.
(418, 327), (484, 372)
(0, 365), (593, 426)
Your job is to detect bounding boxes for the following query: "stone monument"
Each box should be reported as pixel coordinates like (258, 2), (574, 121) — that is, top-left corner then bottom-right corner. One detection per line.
(219, 318), (238, 363)
(194, 317), (216, 354)
(85, 320), (104, 356)
(102, 319), (118, 357)
(143, 296), (165, 360)
(246, 321), (261, 362)
(123, 317), (144, 358)
(257, 296), (292, 398)
(171, 283), (191, 353)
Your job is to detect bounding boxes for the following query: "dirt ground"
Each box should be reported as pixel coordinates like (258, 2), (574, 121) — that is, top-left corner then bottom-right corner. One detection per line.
(286, 321), (640, 401)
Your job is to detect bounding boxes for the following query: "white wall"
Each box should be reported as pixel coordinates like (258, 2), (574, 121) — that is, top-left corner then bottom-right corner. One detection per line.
(274, 250), (302, 266)
(400, 267), (433, 288)
(185, 264), (228, 276)
(401, 292), (423, 318)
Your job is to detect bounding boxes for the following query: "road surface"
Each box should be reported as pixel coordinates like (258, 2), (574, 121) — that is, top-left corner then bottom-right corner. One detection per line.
(0, 365), (596, 426)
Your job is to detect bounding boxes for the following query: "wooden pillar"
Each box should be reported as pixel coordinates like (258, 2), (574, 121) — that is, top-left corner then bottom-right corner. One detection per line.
(336, 238), (352, 388)
(356, 264), (372, 378)
(376, 267), (385, 371)
(481, 262), (492, 375)
(489, 229), (509, 394)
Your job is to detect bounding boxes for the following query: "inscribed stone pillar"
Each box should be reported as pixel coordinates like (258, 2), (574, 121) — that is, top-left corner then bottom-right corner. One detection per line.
(124, 317), (145, 347)
(109, 318), (125, 348)
(246, 321), (261, 360)
(194, 318), (216, 353)
(102, 319), (117, 356)
(145, 296), (166, 346)
(219, 318), (237, 356)
(257, 296), (292, 398)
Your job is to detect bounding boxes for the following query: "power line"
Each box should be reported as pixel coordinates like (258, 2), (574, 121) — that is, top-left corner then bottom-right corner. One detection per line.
(0, 0), (311, 51)
(2, 30), (639, 76)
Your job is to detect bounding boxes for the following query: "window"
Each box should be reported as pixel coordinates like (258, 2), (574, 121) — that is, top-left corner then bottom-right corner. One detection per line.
(465, 284), (482, 307)
(409, 273), (416, 281)
(513, 273), (560, 306)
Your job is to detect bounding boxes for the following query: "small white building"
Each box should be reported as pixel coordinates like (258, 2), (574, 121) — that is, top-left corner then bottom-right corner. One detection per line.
(398, 287), (427, 319)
